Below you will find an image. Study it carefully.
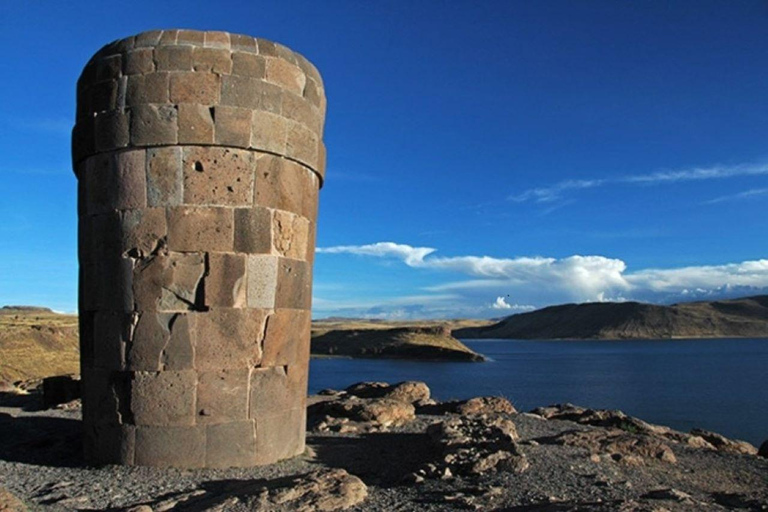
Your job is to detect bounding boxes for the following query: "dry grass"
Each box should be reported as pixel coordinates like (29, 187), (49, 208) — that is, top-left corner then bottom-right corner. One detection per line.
(0, 309), (79, 382)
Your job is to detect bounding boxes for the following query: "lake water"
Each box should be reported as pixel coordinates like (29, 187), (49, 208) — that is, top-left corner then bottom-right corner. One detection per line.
(308, 338), (768, 445)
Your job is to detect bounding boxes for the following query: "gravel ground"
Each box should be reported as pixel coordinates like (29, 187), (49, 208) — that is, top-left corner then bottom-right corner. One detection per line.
(1, 390), (767, 511)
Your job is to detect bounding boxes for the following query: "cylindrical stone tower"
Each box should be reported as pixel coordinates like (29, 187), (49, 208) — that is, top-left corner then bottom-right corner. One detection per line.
(73, 30), (326, 468)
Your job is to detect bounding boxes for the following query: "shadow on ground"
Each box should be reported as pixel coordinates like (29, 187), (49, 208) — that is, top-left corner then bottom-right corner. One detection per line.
(0, 392), (82, 467)
(308, 432), (433, 486)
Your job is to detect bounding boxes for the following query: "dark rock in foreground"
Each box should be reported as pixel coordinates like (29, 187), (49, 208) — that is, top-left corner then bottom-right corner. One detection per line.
(456, 294), (768, 340)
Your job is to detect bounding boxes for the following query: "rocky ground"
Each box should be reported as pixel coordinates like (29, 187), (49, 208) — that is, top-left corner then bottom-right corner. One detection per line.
(1, 380), (767, 511)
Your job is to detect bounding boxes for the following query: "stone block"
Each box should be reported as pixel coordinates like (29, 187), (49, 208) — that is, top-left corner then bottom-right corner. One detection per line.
(114, 150), (148, 210)
(134, 425), (205, 467)
(247, 255), (278, 308)
(275, 43), (299, 66)
(167, 206), (234, 252)
(146, 146), (183, 206)
(169, 72), (220, 104)
(81, 369), (130, 425)
(84, 424), (135, 466)
(155, 45), (193, 71)
(306, 220), (317, 263)
(135, 30), (163, 48)
(96, 54), (122, 81)
(83, 211), (121, 260)
(72, 120), (95, 164)
(158, 29), (178, 45)
(194, 308), (267, 371)
(93, 310), (128, 370)
(120, 208), (167, 257)
(196, 368), (250, 423)
(262, 309), (311, 367)
(94, 110), (130, 151)
(124, 48), (155, 75)
(82, 257), (134, 312)
(206, 421), (257, 468)
(250, 110), (288, 154)
(177, 30), (205, 46)
(265, 58), (306, 95)
(132, 251), (205, 312)
(254, 407), (305, 464)
(131, 104), (178, 146)
(90, 79), (118, 112)
(213, 105), (252, 148)
(131, 370), (197, 426)
(129, 311), (169, 371)
(233, 206), (272, 254)
(126, 72), (170, 104)
(205, 252), (247, 308)
(193, 47), (232, 74)
(282, 91), (323, 136)
(128, 312), (195, 370)
(249, 364), (306, 418)
(205, 31), (231, 49)
(220, 74), (260, 109)
(285, 121), (319, 171)
(254, 156), (318, 219)
(178, 103), (215, 144)
(317, 141), (327, 182)
(231, 52), (265, 78)
(295, 53), (322, 87)
(182, 146), (254, 206)
(256, 38), (277, 57)
(162, 314), (196, 370)
(230, 34), (258, 53)
(276, 257), (312, 310)
(272, 210), (310, 260)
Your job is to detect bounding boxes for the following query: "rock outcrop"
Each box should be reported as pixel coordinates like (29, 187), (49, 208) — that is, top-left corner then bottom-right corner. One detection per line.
(311, 326), (485, 361)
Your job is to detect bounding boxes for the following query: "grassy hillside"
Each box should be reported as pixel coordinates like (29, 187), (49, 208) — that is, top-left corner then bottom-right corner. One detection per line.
(455, 295), (768, 340)
(0, 307), (79, 383)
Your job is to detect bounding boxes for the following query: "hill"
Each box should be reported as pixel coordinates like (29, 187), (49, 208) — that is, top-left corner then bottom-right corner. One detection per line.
(454, 295), (768, 340)
(0, 308), (79, 384)
(311, 325), (485, 361)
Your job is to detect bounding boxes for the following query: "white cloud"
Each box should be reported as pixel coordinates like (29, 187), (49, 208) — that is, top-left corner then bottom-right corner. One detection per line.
(317, 242), (768, 313)
(704, 187), (768, 205)
(510, 162), (768, 204)
(491, 296), (535, 311)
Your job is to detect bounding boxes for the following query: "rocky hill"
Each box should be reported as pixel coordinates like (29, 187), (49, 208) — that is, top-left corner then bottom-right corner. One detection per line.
(455, 295), (768, 340)
(311, 325), (485, 361)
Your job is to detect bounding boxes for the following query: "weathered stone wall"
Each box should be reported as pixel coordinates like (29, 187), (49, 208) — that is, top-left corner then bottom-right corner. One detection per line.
(73, 30), (326, 468)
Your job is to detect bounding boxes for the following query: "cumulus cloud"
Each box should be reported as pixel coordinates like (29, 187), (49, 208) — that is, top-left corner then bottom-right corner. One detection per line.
(317, 242), (768, 310)
(491, 297), (535, 311)
(510, 162), (768, 204)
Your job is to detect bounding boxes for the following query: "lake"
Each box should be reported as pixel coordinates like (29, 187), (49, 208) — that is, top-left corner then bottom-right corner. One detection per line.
(308, 338), (768, 446)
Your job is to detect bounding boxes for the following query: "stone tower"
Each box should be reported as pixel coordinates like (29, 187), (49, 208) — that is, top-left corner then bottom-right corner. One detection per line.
(73, 30), (326, 468)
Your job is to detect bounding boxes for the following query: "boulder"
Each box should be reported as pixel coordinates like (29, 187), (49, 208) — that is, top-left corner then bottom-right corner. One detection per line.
(689, 428), (757, 456)
(311, 396), (415, 427)
(42, 375), (81, 407)
(0, 487), (26, 512)
(424, 415), (526, 477)
(552, 429), (677, 465)
(759, 440), (768, 458)
(454, 396), (516, 416)
(344, 381), (430, 404)
(254, 468), (367, 511)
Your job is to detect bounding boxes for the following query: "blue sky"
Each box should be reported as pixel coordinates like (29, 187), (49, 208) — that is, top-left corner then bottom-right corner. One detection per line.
(1, 1), (767, 317)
